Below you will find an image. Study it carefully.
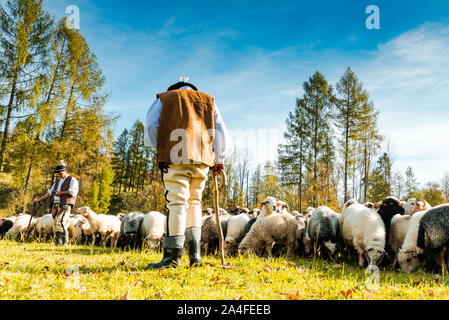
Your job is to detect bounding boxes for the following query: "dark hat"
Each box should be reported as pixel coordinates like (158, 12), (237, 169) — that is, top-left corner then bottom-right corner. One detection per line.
(167, 76), (198, 92)
(53, 161), (68, 173)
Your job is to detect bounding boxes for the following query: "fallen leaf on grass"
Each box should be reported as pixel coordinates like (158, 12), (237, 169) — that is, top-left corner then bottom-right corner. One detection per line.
(118, 261), (135, 268)
(287, 262), (296, 268)
(284, 291), (304, 300)
(332, 264), (342, 270)
(1, 262), (10, 266)
(428, 291), (435, 297)
(217, 263), (234, 269)
(264, 265), (273, 273)
(413, 280), (422, 286)
(44, 266), (50, 271)
(204, 262), (215, 267)
(119, 290), (129, 300)
(340, 289), (354, 299)
(133, 279), (144, 287)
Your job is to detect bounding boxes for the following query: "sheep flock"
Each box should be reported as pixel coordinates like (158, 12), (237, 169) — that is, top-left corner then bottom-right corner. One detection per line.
(1, 196), (449, 275)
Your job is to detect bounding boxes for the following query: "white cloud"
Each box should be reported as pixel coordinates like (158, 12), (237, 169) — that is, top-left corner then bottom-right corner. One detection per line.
(358, 22), (449, 183)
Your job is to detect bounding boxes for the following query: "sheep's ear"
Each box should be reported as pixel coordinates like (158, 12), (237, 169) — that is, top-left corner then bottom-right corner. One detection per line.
(417, 200), (426, 210)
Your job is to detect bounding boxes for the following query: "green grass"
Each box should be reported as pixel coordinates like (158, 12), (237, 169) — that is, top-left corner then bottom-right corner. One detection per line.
(0, 240), (448, 300)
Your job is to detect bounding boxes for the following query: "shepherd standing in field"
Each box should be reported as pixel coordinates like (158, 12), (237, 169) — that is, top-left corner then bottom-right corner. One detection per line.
(34, 161), (79, 246)
(144, 77), (232, 269)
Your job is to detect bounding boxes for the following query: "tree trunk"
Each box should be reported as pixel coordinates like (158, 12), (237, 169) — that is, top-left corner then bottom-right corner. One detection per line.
(0, 72), (18, 172)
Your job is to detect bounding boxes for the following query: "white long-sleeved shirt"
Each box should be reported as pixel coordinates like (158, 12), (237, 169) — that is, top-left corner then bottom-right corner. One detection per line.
(144, 86), (232, 164)
(48, 175), (79, 202)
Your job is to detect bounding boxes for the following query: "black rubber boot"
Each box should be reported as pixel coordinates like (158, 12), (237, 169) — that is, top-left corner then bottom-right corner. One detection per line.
(61, 230), (69, 246)
(147, 235), (184, 270)
(186, 227), (202, 267)
(55, 232), (62, 246)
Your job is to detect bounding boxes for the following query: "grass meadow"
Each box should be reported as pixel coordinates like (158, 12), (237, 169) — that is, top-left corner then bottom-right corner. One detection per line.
(0, 240), (448, 300)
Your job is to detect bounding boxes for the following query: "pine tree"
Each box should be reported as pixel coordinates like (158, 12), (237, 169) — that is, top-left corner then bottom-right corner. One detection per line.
(441, 172), (449, 202)
(404, 166), (419, 199)
(368, 152), (392, 201)
(278, 102), (309, 211)
(0, 0), (53, 171)
(334, 67), (371, 202)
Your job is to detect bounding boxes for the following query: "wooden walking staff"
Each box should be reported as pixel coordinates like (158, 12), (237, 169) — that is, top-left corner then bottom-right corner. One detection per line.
(213, 167), (228, 266)
(25, 202), (41, 242)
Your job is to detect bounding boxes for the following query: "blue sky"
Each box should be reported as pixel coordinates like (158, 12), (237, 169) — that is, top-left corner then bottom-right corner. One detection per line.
(40, 0), (449, 184)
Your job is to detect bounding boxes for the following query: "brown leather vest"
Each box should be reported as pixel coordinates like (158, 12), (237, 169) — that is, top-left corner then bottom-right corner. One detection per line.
(50, 175), (77, 206)
(156, 89), (216, 167)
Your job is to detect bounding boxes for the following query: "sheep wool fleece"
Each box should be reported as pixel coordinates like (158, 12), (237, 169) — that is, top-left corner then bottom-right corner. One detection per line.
(54, 205), (71, 233)
(163, 163), (209, 237)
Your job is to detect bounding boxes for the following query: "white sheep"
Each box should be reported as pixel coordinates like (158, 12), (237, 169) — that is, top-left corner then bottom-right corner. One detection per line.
(257, 197), (278, 220)
(238, 213), (299, 258)
(389, 214), (413, 267)
(290, 210), (300, 217)
(302, 207), (315, 219)
(140, 211), (166, 249)
(35, 214), (54, 242)
(397, 211), (427, 273)
(68, 214), (92, 244)
(403, 198), (432, 216)
(76, 207), (121, 248)
(276, 200), (289, 214)
(116, 212), (126, 222)
(341, 203), (386, 267)
(5, 214), (37, 241)
(224, 212), (251, 256)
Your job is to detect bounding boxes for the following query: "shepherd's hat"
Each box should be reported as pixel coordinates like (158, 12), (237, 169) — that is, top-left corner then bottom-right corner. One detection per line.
(53, 160), (68, 173)
(167, 76), (198, 92)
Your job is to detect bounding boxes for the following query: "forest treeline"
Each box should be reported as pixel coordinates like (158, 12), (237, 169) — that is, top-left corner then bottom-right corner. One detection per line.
(0, 0), (448, 217)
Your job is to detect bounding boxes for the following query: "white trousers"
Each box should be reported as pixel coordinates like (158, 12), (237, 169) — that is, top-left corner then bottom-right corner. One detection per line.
(162, 164), (209, 236)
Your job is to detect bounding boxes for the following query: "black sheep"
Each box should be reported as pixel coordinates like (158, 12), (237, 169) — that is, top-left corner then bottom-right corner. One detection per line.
(244, 218), (257, 236)
(0, 219), (13, 239)
(417, 204), (449, 274)
(377, 196), (405, 238)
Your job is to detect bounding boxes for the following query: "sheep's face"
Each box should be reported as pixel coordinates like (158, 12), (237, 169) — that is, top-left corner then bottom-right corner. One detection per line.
(238, 242), (250, 255)
(303, 236), (313, 256)
(204, 208), (213, 216)
(364, 247), (385, 266)
(324, 241), (338, 257)
(147, 236), (162, 250)
(403, 199), (428, 216)
(261, 197), (277, 213)
(224, 239), (239, 256)
(249, 209), (260, 219)
(398, 249), (421, 274)
(276, 201), (289, 214)
(364, 202), (375, 210)
(302, 207), (315, 218)
(76, 206), (91, 217)
(343, 199), (357, 211)
(377, 197), (405, 217)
